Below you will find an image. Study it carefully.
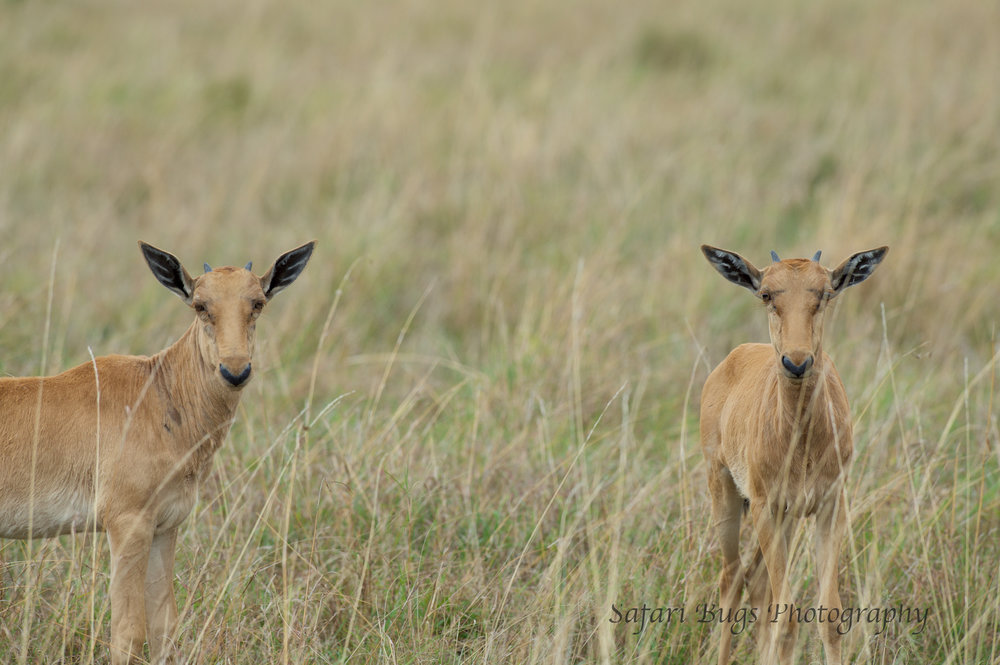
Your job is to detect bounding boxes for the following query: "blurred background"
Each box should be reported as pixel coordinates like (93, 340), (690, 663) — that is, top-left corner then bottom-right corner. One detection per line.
(0, 0), (997, 663)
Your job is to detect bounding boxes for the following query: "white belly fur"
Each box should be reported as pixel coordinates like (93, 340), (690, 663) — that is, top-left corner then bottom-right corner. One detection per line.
(0, 488), (98, 539)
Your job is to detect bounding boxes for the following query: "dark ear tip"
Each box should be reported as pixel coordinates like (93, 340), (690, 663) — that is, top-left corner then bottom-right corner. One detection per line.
(138, 241), (168, 256)
(138, 241), (163, 262)
(861, 246), (889, 263)
(284, 240), (316, 260)
(291, 241), (316, 263)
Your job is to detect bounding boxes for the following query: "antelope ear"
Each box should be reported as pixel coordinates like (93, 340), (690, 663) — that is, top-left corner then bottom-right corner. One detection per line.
(830, 246), (888, 294)
(701, 245), (762, 294)
(139, 242), (195, 304)
(260, 241), (315, 300)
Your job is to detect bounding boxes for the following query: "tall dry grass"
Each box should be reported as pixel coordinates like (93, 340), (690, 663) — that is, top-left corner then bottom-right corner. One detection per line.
(0, 0), (998, 662)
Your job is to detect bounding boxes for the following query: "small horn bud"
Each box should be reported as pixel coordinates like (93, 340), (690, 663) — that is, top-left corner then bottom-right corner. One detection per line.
(244, 261), (253, 271)
(770, 250), (781, 263)
(812, 250), (822, 262)
(203, 263), (212, 273)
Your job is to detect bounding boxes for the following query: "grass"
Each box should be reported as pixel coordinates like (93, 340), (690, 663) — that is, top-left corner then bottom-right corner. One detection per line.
(0, 0), (999, 662)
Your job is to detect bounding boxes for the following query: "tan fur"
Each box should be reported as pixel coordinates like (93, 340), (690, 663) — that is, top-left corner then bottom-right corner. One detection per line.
(700, 247), (886, 665)
(0, 242), (312, 664)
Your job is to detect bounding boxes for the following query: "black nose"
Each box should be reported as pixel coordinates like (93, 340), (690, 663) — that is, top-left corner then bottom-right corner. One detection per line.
(781, 355), (813, 378)
(220, 363), (252, 387)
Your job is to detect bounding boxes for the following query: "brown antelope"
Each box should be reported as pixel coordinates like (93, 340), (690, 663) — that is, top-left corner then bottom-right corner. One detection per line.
(0, 240), (314, 664)
(699, 245), (887, 664)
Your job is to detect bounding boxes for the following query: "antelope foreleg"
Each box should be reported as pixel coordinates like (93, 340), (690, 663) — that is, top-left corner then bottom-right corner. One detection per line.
(145, 528), (179, 664)
(814, 491), (847, 664)
(108, 515), (154, 665)
(746, 545), (772, 655)
(750, 502), (797, 665)
(709, 466), (744, 665)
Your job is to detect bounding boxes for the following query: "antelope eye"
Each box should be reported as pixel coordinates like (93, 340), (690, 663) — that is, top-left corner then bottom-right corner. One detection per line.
(252, 301), (264, 312)
(760, 292), (771, 303)
(194, 303), (206, 313)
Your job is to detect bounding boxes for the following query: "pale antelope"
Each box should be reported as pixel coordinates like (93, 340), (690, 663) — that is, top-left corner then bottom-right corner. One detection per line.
(0, 240), (314, 664)
(699, 245), (887, 664)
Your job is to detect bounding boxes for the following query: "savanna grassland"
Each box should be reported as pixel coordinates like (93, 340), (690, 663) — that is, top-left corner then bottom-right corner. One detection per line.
(0, 0), (998, 663)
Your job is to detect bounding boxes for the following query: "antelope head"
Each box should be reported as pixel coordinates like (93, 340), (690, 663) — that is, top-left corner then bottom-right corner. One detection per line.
(140, 240), (315, 389)
(702, 245), (887, 380)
